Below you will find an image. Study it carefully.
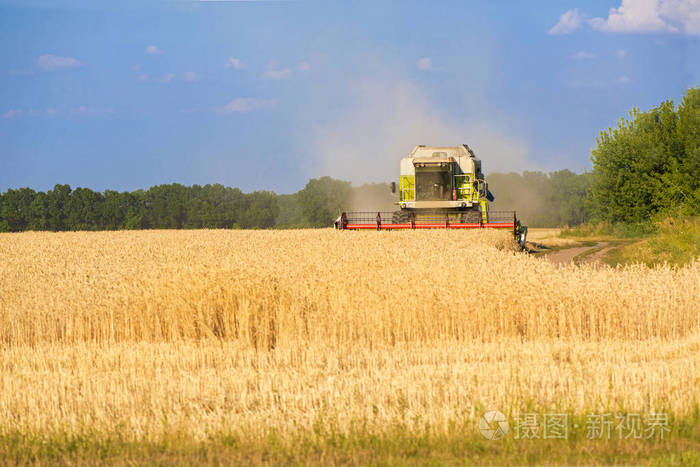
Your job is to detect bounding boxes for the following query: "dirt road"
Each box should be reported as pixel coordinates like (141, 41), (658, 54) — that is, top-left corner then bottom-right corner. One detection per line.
(546, 242), (610, 265)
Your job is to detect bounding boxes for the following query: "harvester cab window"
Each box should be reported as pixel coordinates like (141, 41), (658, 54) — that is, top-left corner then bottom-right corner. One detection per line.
(416, 168), (451, 201)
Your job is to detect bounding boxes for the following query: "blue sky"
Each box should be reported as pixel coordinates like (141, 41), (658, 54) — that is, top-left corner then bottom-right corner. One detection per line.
(1, 0), (698, 193)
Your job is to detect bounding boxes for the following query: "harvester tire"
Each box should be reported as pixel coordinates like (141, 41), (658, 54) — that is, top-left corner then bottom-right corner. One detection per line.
(391, 211), (409, 224)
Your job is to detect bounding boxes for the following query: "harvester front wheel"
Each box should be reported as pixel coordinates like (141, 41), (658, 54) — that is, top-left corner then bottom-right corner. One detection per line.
(391, 211), (410, 224)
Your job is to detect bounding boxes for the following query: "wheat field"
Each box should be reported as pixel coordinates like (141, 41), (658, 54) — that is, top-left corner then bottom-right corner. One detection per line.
(1, 229), (699, 453)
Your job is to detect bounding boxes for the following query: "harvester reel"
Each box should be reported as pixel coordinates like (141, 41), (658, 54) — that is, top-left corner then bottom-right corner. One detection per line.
(460, 210), (482, 223)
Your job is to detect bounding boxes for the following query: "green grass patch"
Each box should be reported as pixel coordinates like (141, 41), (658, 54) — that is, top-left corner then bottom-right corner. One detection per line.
(560, 217), (700, 267)
(3, 413), (700, 465)
(560, 221), (657, 239)
(605, 218), (700, 267)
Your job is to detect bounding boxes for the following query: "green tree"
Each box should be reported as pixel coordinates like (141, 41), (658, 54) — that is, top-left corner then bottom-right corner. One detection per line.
(143, 184), (191, 229)
(213, 185), (247, 228)
(0, 188), (36, 231)
(46, 184), (72, 231)
(590, 87), (700, 222)
(103, 190), (127, 230)
(487, 171), (592, 227)
(549, 170), (592, 226)
(27, 191), (49, 230)
(241, 191), (279, 228)
(65, 187), (104, 230)
(662, 87), (700, 216)
(123, 191), (146, 229)
(274, 193), (307, 228)
(297, 177), (352, 227)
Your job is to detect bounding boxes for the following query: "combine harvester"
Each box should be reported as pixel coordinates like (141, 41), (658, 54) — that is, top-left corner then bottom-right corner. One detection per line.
(336, 144), (527, 245)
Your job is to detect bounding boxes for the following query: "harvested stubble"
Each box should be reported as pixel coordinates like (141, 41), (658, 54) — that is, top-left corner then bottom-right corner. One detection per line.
(0, 229), (698, 440)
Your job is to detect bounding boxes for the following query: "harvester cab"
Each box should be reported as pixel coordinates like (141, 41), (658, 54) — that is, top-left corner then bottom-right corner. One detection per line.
(336, 144), (527, 246)
(400, 144), (490, 220)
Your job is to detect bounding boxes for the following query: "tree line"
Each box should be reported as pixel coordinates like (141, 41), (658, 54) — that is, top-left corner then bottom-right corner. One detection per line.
(0, 184), (279, 232)
(0, 177), (365, 232)
(0, 173), (593, 231)
(1, 87), (696, 232)
(488, 170), (591, 228)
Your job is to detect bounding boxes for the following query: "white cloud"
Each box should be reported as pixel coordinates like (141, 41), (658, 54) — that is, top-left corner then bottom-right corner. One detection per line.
(70, 106), (115, 117)
(35, 54), (83, 71)
(145, 45), (161, 55)
(659, 0), (700, 34)
(261, 67), (292, 80)
(549, 9), (584, 34)
(616, 49), (628, 57)
(416, 57), (432, 70)
(224, 57), (245, 69)
(568, 75), (634, 88)
(2, 108), (58, 119)
(2, 106), (114, 119)
(572, 51), (597, 59)
(183, 71), (199, 81)
(223, 97), (277, 113)
(137, 73), (175, 83)
(590, 0), (700, 35)
(298, 61), (310, 72)
(590, 0), (673, 32)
